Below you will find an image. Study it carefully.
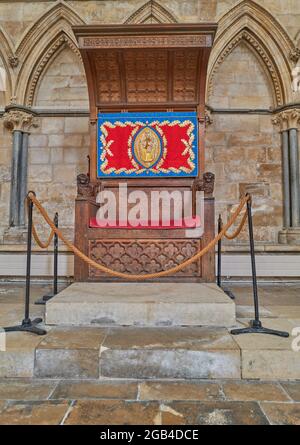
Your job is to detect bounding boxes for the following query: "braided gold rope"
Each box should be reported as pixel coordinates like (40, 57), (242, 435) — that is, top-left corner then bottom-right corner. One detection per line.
(32, 222), (54, 249)
(27, 192), (250, 280)
(28, 192), (249, 279)
(223, 210), (248, 240)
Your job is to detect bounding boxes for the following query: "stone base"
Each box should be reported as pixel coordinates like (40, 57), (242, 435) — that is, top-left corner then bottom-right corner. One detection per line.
(3, 227), (28, 244)
(45, 282), (236, 327)
(279, 228), (300, 245)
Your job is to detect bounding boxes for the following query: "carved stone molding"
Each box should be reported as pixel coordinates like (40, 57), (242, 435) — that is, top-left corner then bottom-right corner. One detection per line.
(124, 0), (177, 24)
(25, 33), (81, 107)
(205, 107), (213, 126)
(16, 1), (85, 59)
(208, 30), (284, 106)
(272, 108), (300, 131)
(290, 47), (300, 64)
(2, 106), (39, 133)
(8, 55), (19, 68)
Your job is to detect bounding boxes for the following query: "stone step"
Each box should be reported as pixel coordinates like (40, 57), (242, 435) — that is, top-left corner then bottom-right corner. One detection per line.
(45, 282), (236, 327)
(33, 326), (241, 380)
(2, 320), (299, 381)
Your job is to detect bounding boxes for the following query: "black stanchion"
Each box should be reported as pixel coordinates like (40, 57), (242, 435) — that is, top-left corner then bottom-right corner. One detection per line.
(4, 193), (47, 335)
(35, 212), (59, 305)
(231, 195), (289, 337)
(217, 214), (235, 300)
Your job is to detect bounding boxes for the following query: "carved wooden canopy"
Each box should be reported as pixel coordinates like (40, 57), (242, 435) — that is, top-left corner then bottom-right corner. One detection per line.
(73, 24), (217, 117)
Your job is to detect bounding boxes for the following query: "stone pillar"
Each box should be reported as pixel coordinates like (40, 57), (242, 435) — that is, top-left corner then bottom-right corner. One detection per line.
(2, 105), (39, 233)
(273, 108), (300, 244)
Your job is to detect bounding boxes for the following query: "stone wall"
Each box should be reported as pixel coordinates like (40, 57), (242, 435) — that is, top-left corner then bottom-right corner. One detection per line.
(0, 0), (299, 247)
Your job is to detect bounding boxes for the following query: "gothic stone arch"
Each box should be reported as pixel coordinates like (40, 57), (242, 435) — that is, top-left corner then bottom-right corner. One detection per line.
(208, 0), (294, 106)
(14, 1), (85, 105)
(124, 0), (178, 24)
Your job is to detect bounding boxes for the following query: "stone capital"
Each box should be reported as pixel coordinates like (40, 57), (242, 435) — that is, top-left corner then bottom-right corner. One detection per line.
(272, 108), (300, 131)
(2, 105), (39, 133)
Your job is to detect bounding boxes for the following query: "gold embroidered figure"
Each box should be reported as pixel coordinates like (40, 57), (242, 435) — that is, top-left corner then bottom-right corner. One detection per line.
(134, 127), (161, 168)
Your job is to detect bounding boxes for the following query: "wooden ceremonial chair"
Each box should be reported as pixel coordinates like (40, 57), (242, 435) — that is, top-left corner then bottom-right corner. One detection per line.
(72, 24), (217, 282)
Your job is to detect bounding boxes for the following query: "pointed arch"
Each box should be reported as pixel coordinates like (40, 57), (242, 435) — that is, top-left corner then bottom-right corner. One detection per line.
(0, 26), (14, 104)
(124, 0), (177, 24)
(207, 0), (294, 106)
(25, 32), (82, 107)
(16, 1), (84, 59)
(15, 1), (85, 105)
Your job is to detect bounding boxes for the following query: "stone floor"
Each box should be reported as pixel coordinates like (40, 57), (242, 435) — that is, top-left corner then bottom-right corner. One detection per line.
(0, 281), (300, 425)
(0, 378), (299, 424)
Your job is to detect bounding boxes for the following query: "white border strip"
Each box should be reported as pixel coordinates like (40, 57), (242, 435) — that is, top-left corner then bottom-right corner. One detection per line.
(0, 253), (299, 278)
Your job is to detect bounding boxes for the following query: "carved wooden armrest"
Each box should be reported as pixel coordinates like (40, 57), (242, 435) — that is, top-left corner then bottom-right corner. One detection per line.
(77, 173), (104, 200)
(192, 172), (215, 198)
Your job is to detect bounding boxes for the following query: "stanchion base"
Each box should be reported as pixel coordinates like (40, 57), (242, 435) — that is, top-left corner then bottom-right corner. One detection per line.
(35, 293), (55, 305)
(3, 318), (47, 335)
(223, 288), (235, 300)
(231, 319), (289, 338)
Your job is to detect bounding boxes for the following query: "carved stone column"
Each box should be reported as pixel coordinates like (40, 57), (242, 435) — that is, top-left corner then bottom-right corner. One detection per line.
(273, 107), (300, 244)
(2, 105), (39, 229)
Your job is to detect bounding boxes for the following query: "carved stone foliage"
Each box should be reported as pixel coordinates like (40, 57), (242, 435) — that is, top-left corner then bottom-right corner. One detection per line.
(124, 0), (178, 24)
(290, 48), (300, 64)
(77, 174), (95, 198)
(272, 108), (300, 131)
(89, 240), (201, 277)
(2, 107), (39, 132)
(8, 55), (19, 68)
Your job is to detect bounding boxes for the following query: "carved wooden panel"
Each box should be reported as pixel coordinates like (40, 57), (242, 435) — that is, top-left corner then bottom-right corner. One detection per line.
(89, 239), (201, 277)
(124, 50), (168, 103)
(94, 52), (122, 103)
(81, 35), (212, 49)
(173, 50), (199, 102)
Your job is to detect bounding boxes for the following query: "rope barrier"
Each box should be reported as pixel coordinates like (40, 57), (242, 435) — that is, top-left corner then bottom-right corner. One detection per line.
(27, 192), (250, 280)
(223, 210), (248, 240)
(32, 223), (54, 249)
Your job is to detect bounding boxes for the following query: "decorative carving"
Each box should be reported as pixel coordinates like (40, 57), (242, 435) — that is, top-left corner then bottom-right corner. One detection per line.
(124, 49), (168, 103)
(290, 47), (300, 63)
(205, 107), (213, 126)
(125, 0), (178, 24)
(89, 240), (201, 277)
(16, 2), (85, 58)
(81, 35), (212, 49)
(173, 50), (199, 102)
(208, 30), (284, 106)
(8, 55), (19, 68)
(77, 173), (95, 198)
(193, 172), (215, 197)
(94, 52), (122, 103)
(272, 109), (300, 131)
(25, 33), (81, 106)
(292, 66), (300, 93)
(2, 107), (39, 132)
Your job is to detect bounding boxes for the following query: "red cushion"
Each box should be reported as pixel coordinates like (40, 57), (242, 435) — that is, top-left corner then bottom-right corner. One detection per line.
(89, 216), (201, 229)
